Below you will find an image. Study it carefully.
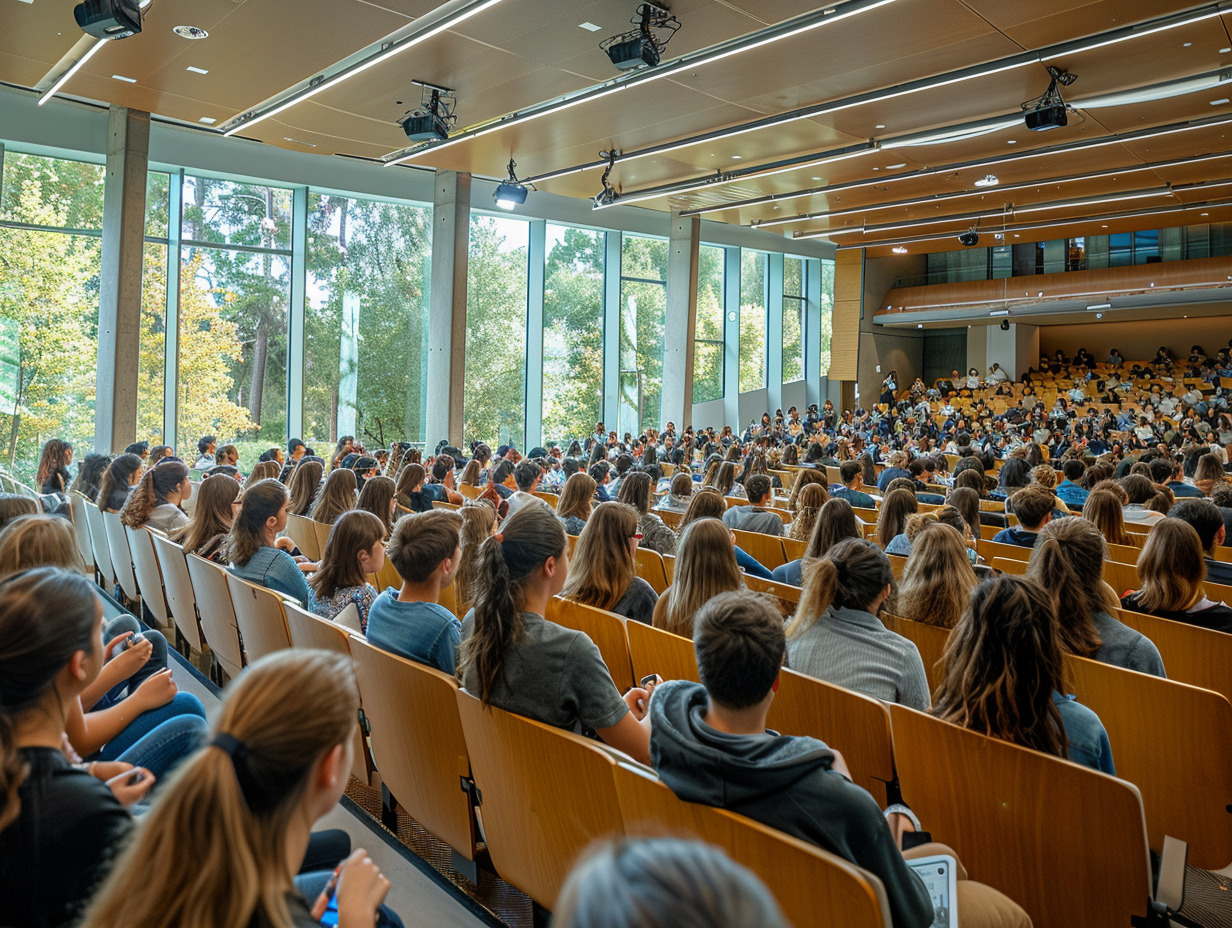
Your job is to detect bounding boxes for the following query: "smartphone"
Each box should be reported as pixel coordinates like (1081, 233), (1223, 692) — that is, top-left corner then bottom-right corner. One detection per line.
(120, 632), (144, 651)
(318, 885), (340, 926)
(906, 854), (958, 928)
(125, 769), (146, 786)
(639, 673), (659, 692)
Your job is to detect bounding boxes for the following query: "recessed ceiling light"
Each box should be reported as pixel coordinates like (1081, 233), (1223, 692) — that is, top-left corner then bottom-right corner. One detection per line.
(892, 246), (908, 254)
(1211, 98), (1230, 105)
(112, 74), (137, 83)
(1007, 140), (1017, 144)
(1222, 47), (1232, 53)
(186, 66), (208, 75)
(1183, 42), (1192, 47)
(283, 137), (318, 148)
(811, 176), (821, 181)
(875, 124), (886, 129)
(917, 322), (924, 328)
(198, 116), (216, 124)
(578, 21), (601, 31)
(173, 25), (209, 39)
(1013, 234), (1019, 237)
(885, 162), (906, 169)
(1201, 211), (1209, 216)
(1101, 224), (1108, 228)
(974, 174), (999, 187)
(731, 155), (742, 159)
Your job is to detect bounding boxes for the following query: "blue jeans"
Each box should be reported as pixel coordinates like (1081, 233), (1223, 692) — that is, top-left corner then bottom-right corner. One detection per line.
(115, 712), (209, 783)
(97, 616), (169, 706)
(93, 691), (207, 770)
(295, 870), (404, 928)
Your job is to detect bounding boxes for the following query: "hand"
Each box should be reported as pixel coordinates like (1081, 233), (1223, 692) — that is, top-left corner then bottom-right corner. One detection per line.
(105, 766), (154, 807)
(89, 760), (134, 781)
(109, 634), (153, 676)
(133, 668), (178, 712)
(274, 536), (296, 553)
(334, 850), (391, 927)
(623, 686), (652, 720)
(103, 634), (129, 661)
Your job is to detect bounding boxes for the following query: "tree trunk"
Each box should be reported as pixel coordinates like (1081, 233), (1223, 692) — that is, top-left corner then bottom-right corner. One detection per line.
(249, 319), (267, 428)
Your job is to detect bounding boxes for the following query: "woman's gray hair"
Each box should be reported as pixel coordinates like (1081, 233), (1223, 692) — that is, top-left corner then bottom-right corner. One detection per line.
(552, 837), (786, 928)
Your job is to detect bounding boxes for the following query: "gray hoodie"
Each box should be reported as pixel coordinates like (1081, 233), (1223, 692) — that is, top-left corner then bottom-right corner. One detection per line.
(649, 680), (933, 928)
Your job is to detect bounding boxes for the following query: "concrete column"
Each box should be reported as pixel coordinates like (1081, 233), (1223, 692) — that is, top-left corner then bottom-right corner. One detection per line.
(661, 212), (700, 430)
(601, 232), (622, 434)
(722, 247), (741, 428)
(426, 171), (470, 447)
(95, 106), (149, 454)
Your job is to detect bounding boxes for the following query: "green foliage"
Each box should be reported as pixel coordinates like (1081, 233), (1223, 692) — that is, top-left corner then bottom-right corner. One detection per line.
(542, 225), (604, 445)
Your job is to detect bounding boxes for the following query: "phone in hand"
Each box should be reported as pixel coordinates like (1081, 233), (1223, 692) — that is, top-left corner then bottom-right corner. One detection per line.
(120, 632), (144, 651)
(125, 769), (146, 786)
(319, 886), (340, 927)
(639, 673), (660, 692)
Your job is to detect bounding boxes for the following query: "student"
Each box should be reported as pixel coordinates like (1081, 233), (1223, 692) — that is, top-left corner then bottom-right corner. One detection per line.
(287, 459), (324, 517)
(831, 461), (876, 510)
(504, 460), (548, 517)
(1027, 517), (1165, 677)
(366, 510), (463, 672)
(393, 462), (432, 514)
(308, 510), (385, 630)
(617, 472), (678, 555)
(876, 450), (910, 491)
(1169, 498), (1232, 585)
(1194, 453), (1230, 497)
(36, 438), (74, 495)
(589, 461), (614, 502)
(560, 502), (659, 625)
(80, 650), (399, 928)
(772, 498), (862, 586)
(554, 837), (787, 928)
(785, 468), (827, 513)
(192, 435), (217, 470)
(650, 591), (1027, 928)
(991, 485), (1054, 548)
(423, 455), (464, 505)
(1081, 488), (1132, 546)
(652, 518), (744, 637)
(786, 538), (929, 710)
(677, 490), (773, 580)
(786, 483), (828, 542)
(1120, 474), (1166, 525)
(458, 506), (654, 764)
(1054, 459), (1089, 508)
(96, 453), (144, 513)
(170, 473), (240, 562)
(721, 475), (783, 537)
(454, 501), (497, 618)
(311, 468), (358, 524)
(934, 575), (1115, 774)
(556, 472), (597, 536)
(71, 452), (112, 502)
(895, 522), (977, 629)
(245, 460), (283, 491)
(1120, 517), (1232, 633)
(873, 487), (917, 551)
(119, 461), (192, 534)
(356, 474), (396, 536)
(223, 479), (314, 607)
(655, 472), (694, 514)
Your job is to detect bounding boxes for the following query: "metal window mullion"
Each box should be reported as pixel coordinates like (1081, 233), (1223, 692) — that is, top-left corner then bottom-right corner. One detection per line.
(806, 257), (824, 408)
(287, 186), (308, 443)
(163, 169), (183, 451)
(767, 251), (784, 410)
(602, 231), (622, 431)
(526, 219), (546, 450)
(723, 246), (740, 426)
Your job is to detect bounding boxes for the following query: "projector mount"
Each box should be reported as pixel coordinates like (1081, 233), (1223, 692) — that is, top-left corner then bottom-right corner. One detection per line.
(397, 81), (457, 141)
(1020, 66), (1077, 130)
(600, 2), (680, 71)
(593, 149), (622, 207)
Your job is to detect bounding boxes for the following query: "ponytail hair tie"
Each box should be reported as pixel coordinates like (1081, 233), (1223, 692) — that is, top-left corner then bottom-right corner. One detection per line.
(494, 532), (505, 543)
(210, 732), (260, 808)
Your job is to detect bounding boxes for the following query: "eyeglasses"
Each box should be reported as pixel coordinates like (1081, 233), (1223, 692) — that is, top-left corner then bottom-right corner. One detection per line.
(631, 533), (643, 540)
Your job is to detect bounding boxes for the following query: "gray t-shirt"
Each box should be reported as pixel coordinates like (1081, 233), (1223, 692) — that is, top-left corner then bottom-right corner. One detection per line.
(611, 577), (659, 625)
(1090, 610), (1166, 677)
(722, 505), (784, 536)
(785, 606), (929, 710)
(460, 610), (629, 735)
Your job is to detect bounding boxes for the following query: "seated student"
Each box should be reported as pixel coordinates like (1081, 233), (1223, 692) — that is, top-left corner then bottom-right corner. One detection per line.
(678, 490), (772, 580)
(651, 591), (1029, 928)
(554, 837), (787, 928)
(171, 473), (239, 562)
(1082, 487), (1133, 546)
(118, 460), (192, 534)
(934, 575), (1114, 774)
(1120, 517), (1232, 633)
(1169, 498), (1232, 584)
(310, 468), (358, 524)
(419, 455), (463, 506)
(224, 479), (314, 607)
(308, 510), (385, 630)
(1027, 517), (1166, 677)
(506, 461), (549, 516)
(555, 472), (597, 536)
(875, 487), (918, 553)
(894, 522), (978, 629)
(876, 450), (911, 491)
(192, 434), (217, 470)
(652, 518), (745, 637)
(721, 475), (784, 538)
(560, 502), (659, 625)
(1120, 474), (1167, 525)
(655, 472), (694, 513)
(1156, 457), (1205, 499)
(71, 452), (112, 503)
(773, 498), (862, 586)
(786, 538), (929, 710)
(366, 510), (463, 672)
(786, 483), (828, 543)
(394, 462), (434, 514)
(488, 459), (516, 501)
(36, 438), (74, 497)
(96, 452), (144, 513)
(458, 506), (654, 764)
(356, 474), (396, 537)
(617, 471), (678, 556)
(831, 460), (876, 510)
(81, 650), (401, 928)
(454, 501), (497, 618)
(1054, 459), (1089, 508)
(991, 485), (1055, 548)
(589, 461), (614, 503)
(1194, 453), (1229, 497)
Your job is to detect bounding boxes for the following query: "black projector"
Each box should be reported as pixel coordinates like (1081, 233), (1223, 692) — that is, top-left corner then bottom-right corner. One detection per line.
(74, 0), (142, 39)
(606, 37), (660, 71)
(400, 112), (450, 142)
(1025, 104), (1067, 131)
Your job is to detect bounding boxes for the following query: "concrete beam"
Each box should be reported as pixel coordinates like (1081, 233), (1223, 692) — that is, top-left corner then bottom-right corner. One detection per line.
(425, 171), (471, 447)
(662, 212), (700, 430)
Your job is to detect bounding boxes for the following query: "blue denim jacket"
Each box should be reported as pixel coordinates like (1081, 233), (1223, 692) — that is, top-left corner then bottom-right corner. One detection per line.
(1054, 480), (1088, 508)
(1053, 691), (1115, 774)
(229, 546), (312, 606)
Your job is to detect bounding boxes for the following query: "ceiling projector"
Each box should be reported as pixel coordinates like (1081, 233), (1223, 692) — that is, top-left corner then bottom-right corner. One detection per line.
(74, 0), (142, 39)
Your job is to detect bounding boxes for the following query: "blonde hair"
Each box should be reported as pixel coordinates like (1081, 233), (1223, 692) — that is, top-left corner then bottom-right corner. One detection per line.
(310, 468), (357, 524)
(286, 460), (322, 517)
(560, 502), (638, 612)
(895, 523), (977, 629)
(788, 538), (892, 639)
(80, 650), (357, 928)
(1030, 465), (1058, 490)
(0, 513), (86, 579)
(785, 469), (827, 513)
(244, 460), (281, 492)
(651, 518), (742, 637)
(556, 472), (597, 522)
(1082, 489), (1130, 546)
(455, 501), (497, 616)
(1132, 517), (1206, 612)
(172, 475), (239, 558)
(787, 483), (828, 542)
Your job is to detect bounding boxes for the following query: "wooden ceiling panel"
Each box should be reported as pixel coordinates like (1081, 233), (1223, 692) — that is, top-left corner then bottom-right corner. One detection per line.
(0, 51), (53, 92)
(0, 0), (80, 77)
(963, 0), (1217, 49)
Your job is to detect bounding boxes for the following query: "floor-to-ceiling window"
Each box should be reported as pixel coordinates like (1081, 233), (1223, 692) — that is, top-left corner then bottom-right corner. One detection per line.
(692, 244), (726, 404)
(619, 234), (668, 436)
(740, 249), (768, 394)
(782, 255), (805, 384)
(542, 223), (604, 445)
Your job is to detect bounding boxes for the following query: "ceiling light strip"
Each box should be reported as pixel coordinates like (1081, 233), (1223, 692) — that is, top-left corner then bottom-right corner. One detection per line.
(37, 39), (108, 105)
(879, 280), (1232, 314)
(382, 0), (903, 166)
(219, 0), (506, 137)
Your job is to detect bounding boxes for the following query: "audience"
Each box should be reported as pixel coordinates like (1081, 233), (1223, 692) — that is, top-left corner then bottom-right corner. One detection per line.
(677, 488), (772, 580)
(357, 474), (397, 536)
(454, 501), (497, 617)
(832, 461), (876, 510)
(655, 472), (694, 513)
(786, 483), (827, 542)
(36, 438), (73, 495)
(721, 475), (783, 538)
(223, 479), (314, 607)
(556, 472), (597, 536)
(617, 472), (677, 555)
(652, 518), (744, 637)
(1120, 517), (1232, 633)
(991, 485), (1055, 548)
(560, 502), (659, 625)
(772, 497), (862, 586)
(1169, 498), (1232, 584)
(875, 487), (918, 552)
(118, 461), (192, 533)
(311, 468), (358, 524)
(97, 453), (144, 513)
(894, 522), (978, 629)
(308, 510), (386, 629)
(171, 474), (239, 562)
(71, 452), (112, 502)
(1081, 488), (1132, 546)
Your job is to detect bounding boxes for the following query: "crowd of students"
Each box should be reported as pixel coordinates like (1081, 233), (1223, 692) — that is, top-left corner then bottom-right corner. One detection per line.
(3, 339), (1231, 927)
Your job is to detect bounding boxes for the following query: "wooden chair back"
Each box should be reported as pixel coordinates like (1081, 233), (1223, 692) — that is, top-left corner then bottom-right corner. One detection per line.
(284, 513), (321, 560)
(546, 597), (634, 692)
(350, 638), (481, 861)
(69, 493), (94, 571)
(125, 526), (170, 629)
(989, 556), (1027, 576)
(613, 763), (892, 928)
(626, 619), (698, 684)
(433, 500), (461, 511)
(82, 500), (115, 590)
(312, 519), (334, 559)
(1117, 608), (1232, 702)
(439, 582), (459, 617)
(633, 545), (669, 594)
(742, 574), (802, 610)
(184, 554), (245, 680)
(889, 704), (1153, 927)
(657, 508), (682, 530)
(1208, 579), (1232, 604)
(369, 557), (402, 595)
(458, 483), (481, 499)
(149, 532), (204, 652)
(881, 613), (951, 696)
(455, 691), (624, 907)
(531, 490), (559, 507)
(101, 509), (141, 602)
(1105, 541), (1142, 564)
(978, 537), (1032, 564)
(886, 553), (906, 580)
(225, 573), (293, 662)
(1064, 654), (1232, 869)
(782, 536), (807, 561)
(732, 529), (787, 569)
(1102, 560), (1139, 598)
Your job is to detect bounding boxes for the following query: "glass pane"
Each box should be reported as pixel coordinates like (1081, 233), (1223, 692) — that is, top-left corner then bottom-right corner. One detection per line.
(178, 247), (286, 470)
(182, 175), (293, 250)
(304, 193), (432, 454)
(782, 302), (804, 384)
(1109, 233), (1132, 267)
(137, 243), (166, 444)
(466, 214), (528, 449)
(693, 245), (725, 404)
(0, 228), (101, 480)
(620, 234), (669, 435)
(739, 249), (767, 394)
(1134, 229), (1159, 264)
(784, 255), (803, 297)
(0, 152), (104, 230)
(145, 172), (170, 239)
(820, 259), (835, 378)
(543, 224), (604, 445)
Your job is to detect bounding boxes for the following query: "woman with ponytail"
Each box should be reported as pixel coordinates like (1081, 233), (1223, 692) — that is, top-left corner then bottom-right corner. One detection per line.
(786, 538), (928, 709)
(1026, 517), (1165, 677)
(222, 479), (314, 606)
(81, 650), (399, 928)
(458, 505), (655, 765)
(119, 461), (192, 533)
(394, 463), (432, 514)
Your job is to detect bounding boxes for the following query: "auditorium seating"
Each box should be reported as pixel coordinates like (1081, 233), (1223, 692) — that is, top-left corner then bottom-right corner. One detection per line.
(284, 512), (321, 560)
(149, 531), (205, 654)
(226, 573), (293, 662)
(125, 524), (170, 631)
(184, 553), (245, 681)
(545, 597), (635, 692)
(1117, 607), (1232, 702)
(102, 509), (141, 605)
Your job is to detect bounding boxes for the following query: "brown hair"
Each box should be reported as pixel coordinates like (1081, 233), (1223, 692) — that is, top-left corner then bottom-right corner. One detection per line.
(895, 523), (976, 629)
(172, 475), (239, 558)
(617, 472), (655, 515)
(244, 460), (281, 492)
(0, 513), (86, 578)
(286, 460), (322, 517)
(1009, 485), (1055, 530)
(357, 475), (396, 535)
(220, 479), (288, 567)
(459, 459), (483, 488)
(96, 453), (144, 512)
(786, 469), (827, 513)
(119, 461), (189, 528)
(310, 468), (357, 524)
(1081, 489), (1130, 546)
(36, 439), (72, 489)
(385, 509), (462, 585)
(555, 472), (597, 522)
(788, 538), (892, 639)
(678, 489), (726, 531)
(1026, 517), (1117, 657)
(560, 502), (639, 612)
(787, 483), (828, 542)
(875, 488), (918, 549)
(694, 591), (785, 710)
(455, 501), (497, 616)
(309, 509), (386, 599)
(1132, 517), (1206, 612)
(651, 518), (742, 637)
(803, 498), (861, 564)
